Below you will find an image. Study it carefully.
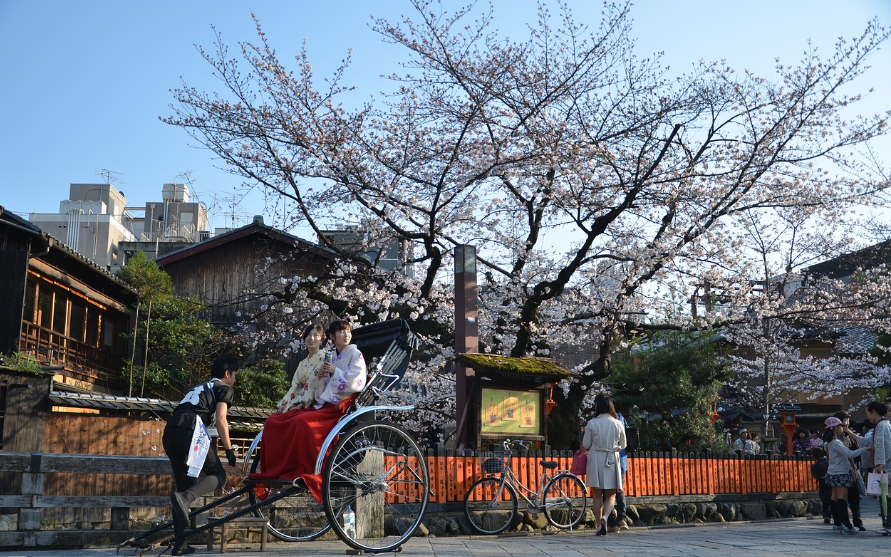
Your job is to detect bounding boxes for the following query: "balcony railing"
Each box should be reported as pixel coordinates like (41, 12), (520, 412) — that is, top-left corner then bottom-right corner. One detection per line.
(17, 321), (124, 388)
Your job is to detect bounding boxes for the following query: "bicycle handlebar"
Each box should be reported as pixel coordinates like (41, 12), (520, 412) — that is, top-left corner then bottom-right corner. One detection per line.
(503, 439), (530, 451)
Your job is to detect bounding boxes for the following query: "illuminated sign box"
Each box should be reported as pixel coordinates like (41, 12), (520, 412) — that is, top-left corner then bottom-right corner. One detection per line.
(480, 387), (541, 436)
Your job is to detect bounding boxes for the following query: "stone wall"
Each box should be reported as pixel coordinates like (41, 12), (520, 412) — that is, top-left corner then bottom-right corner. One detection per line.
(418, 497), (821, 536)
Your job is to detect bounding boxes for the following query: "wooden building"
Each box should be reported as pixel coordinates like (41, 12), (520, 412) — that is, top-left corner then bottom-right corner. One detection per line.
(155, 216), (340, 329)
(0, 206), (136, 394)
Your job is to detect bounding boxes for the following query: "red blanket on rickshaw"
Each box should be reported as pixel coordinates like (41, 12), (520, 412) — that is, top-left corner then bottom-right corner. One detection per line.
(249, 394), (357, 503)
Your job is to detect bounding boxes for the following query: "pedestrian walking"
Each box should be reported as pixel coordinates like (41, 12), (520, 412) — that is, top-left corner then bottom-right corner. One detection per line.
(582, 393), (627, 537)
(607, 411), (629, 532)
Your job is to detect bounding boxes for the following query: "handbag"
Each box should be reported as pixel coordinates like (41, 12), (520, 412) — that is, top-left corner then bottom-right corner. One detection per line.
(867, 472), (889, 496)
(570, 448), (587, 476)
(851, 468), (867, 497)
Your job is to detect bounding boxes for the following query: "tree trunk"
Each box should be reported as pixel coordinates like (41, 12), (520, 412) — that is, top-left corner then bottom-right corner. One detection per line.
(128, 301), (140, 397)
(761, 355), (771, 439)
(141, 298), (152, 398)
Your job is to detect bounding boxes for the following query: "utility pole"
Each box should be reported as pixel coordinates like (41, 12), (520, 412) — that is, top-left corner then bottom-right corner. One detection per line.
(454, 245), (479, 449)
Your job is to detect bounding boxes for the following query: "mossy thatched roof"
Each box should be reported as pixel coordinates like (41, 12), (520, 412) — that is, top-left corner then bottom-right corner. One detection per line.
(456, 353), (572, 383)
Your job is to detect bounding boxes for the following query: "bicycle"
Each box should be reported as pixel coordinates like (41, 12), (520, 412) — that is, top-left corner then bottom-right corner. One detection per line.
(464, 439), (587, 534)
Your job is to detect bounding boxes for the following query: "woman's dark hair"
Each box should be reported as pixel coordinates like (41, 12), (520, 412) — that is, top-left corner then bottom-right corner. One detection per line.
(821, 427), (835, 444)
(868, 401), (889, 415)
(327, 319), (352, 338)
(794, 428), (807, 439)
(301, 323), (325, 341)
(211, 354), (239, 379)
(593, 393), (618, 419)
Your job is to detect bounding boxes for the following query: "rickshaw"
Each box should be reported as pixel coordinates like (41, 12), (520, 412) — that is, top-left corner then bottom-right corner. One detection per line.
(119, 319), (429, 554)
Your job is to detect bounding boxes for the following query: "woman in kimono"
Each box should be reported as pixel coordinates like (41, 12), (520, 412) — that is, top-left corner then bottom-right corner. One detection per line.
(251, 319), (366, 502)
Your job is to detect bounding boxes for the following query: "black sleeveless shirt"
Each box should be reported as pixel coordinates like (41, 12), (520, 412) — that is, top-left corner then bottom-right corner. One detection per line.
(167, 378), (235, 430)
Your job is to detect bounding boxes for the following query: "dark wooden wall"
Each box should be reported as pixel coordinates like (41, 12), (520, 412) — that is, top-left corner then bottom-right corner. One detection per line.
(40, 414), (172, 523)
(2, 373), (50, 452)
(0, 251), (28, 355)
(0, 372), (50, 513)
(162, 236), (330, 327)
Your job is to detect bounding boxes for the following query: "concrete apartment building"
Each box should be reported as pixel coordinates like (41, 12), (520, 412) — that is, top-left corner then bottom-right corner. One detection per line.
(118, 183), (210, 266)
(28, 183), (210, 272)
(27, 184), (137, 272)
(320, 224), (415, 277)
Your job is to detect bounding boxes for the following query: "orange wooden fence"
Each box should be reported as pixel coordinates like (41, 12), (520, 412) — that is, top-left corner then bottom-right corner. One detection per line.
(425, 451), (815, 504)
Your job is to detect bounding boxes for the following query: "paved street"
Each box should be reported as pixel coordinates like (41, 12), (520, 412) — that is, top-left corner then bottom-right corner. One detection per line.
(4, 498), (889, 556)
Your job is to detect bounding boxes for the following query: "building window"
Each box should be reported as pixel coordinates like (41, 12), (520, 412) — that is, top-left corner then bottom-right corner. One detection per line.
(86, 307), (100, 347)
(69, 302), (86, 343)
(24, 282), (36, 323)
(37, 287), (52, 329)
(53, 291), (68, 335)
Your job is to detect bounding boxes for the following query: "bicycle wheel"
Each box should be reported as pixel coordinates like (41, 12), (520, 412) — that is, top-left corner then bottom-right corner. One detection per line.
(322, 420), (429, 553)
(247, 434), (331, 541)
(464, 477), (518, 534)
(542, 473), (587, 529)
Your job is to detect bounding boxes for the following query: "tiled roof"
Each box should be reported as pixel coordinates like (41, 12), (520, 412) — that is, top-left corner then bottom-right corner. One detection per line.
(47, 389), (271, 430)
(835, 326), (878, 355)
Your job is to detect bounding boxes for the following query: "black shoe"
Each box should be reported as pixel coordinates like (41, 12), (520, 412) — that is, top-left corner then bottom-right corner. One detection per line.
(171, 545), (195, 556)
(857, 525), (867, 531)
(823, 518), (831, 525)
(170, 492), (190, 529)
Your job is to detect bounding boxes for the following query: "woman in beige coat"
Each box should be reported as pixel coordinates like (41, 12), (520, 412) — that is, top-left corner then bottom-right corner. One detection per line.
(582, 393), (627, 536)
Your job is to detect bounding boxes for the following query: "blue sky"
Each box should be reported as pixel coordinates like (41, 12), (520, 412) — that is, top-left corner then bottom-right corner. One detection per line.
(1, 0), (889, 235)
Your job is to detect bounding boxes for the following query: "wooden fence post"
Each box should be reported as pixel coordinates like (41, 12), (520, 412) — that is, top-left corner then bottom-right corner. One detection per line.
(19, 453), (44, 532)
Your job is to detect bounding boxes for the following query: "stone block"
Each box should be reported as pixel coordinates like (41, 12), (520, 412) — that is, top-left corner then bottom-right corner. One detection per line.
(522, 510), (549, 530)
(0, 515), (18, 532)
(788, 501), (808, 516)
(637, 504), (667, 523)
(18, 509), (41, 532)
(720, 502), (737, 521)
(425, 516), (461, 536)
(425, 517), (448, 536)
(740, 503), (766, 521)
(666, 503), (680, 519)
(453, 514), (476, 535)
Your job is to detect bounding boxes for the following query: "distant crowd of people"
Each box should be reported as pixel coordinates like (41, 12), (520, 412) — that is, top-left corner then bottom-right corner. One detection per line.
(731, 429), (762, 455)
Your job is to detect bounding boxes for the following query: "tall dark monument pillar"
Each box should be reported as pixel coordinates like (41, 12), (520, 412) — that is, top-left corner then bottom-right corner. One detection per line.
(454, 245), (478, 449)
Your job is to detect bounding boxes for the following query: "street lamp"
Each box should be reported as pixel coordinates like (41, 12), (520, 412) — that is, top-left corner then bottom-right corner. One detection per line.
(776, 403), (802, 455)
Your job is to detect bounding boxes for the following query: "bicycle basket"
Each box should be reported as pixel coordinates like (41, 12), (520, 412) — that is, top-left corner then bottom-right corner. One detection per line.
(479, 452), (510, 475)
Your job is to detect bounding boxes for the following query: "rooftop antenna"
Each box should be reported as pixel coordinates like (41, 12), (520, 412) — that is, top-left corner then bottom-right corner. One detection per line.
(221, 195), (249, 229)
(96, 168), (126, 186)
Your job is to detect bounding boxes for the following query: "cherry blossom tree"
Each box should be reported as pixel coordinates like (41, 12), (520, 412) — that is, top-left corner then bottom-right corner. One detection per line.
(694, 206), (891, 437)
(164, 0), (891, 446)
